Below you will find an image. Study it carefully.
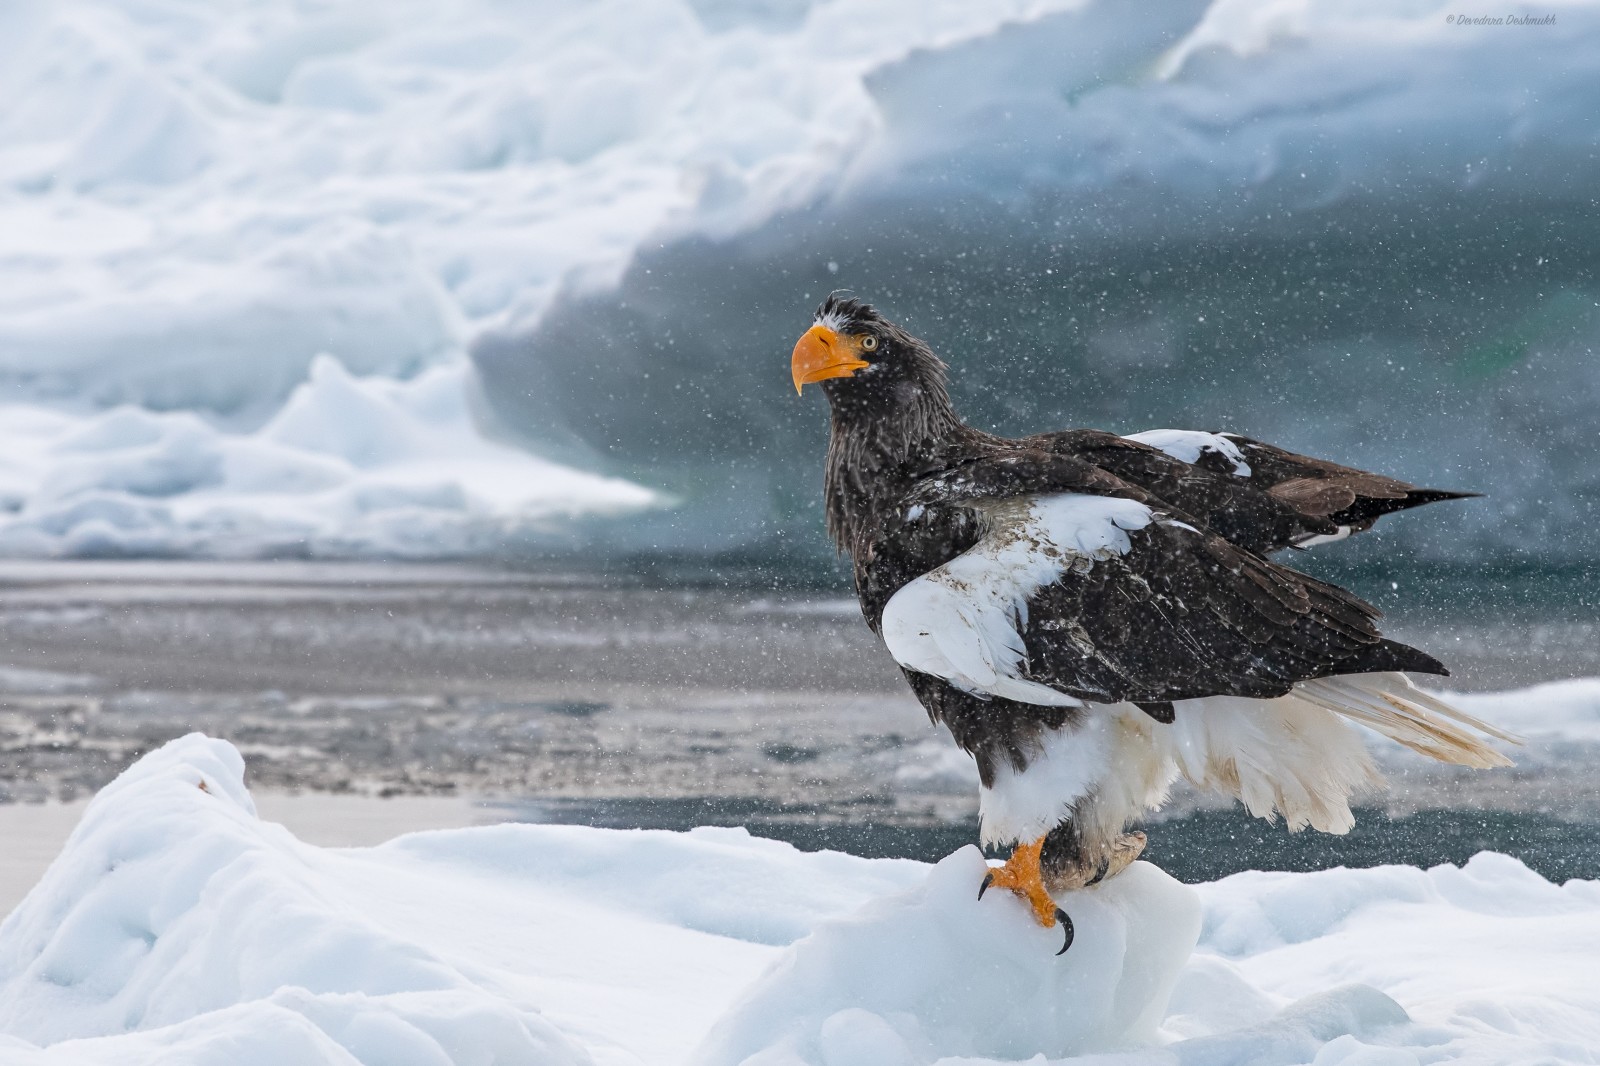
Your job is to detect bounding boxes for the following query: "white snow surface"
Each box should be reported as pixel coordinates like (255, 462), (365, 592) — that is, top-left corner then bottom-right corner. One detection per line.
(4, 736), (1600, 1064)
(0, 356), (655, 558)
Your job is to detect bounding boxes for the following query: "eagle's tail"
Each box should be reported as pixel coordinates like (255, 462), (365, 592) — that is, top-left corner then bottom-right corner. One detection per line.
(1160, 672), (1516, 838)
(1295, 672), (1519, 770)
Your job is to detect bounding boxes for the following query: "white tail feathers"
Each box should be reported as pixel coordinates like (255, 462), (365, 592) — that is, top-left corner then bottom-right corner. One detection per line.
(978, 672), (1517, 850)
(1166, 692), (1382, 835)
(1156, 672), (1516, 840)
(1295, 672), (1519, 770)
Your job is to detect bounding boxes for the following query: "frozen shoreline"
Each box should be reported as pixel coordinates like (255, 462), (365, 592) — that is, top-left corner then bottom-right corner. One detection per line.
(3, 735), (1598, 1065)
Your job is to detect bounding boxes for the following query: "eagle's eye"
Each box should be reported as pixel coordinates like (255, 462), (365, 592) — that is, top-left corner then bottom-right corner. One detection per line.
(860, 334), (879, 352)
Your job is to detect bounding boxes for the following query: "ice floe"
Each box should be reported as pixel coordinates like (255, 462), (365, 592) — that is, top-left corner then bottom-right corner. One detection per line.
(2, 735), (1599, 1064)
(8, 2), (1599, 558)
(0, 0), (1075, 557)
(0, 358), (657, 558)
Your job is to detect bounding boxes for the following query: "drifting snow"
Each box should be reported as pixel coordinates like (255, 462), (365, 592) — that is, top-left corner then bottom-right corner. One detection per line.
(2, 737), (1599, 1064)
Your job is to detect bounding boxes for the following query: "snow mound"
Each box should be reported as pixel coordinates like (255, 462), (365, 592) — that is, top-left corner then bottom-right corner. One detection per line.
(4, 735), (1600, 1064)
(0, 358), (658, 558)
(695, 852), (1200, 1066)
(0, 735), (591, 1063)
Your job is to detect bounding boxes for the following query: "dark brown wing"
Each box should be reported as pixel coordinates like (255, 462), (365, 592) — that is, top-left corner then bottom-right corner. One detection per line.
(1016, 517), (1444, 706)
(891, 452), (1444, 708)
(1228, 433), (1478, 539)
(1022, 428), (1475, 556)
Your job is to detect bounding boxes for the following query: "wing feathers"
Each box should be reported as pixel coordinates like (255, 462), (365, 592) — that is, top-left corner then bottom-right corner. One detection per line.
(880, 473), (1450, 708)
(1021, 427), (1475, 555)
(1296, 673), (1517, 768)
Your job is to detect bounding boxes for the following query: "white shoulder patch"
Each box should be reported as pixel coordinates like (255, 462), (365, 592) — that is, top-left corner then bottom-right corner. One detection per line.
(1294, 524), (1352, 548)
(880, 494), (1155, 706)
(1124, 428), (1251, 477)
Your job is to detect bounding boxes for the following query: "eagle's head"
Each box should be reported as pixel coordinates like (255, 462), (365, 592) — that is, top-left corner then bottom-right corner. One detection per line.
(790, 295), (949, 418)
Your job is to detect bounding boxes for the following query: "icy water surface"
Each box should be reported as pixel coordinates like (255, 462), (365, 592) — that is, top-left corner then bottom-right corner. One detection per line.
(507, 798), (1600, 885)
(0, 561), (1595, 882)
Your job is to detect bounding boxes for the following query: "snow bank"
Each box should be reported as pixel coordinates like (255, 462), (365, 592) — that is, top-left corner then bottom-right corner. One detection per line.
(7, 1), (1599, 558)
(0, 0), (1081, 557)
(696, 855), (1199, 1066)
(0, 737), (593, 1063)
(0, 357), (657, 558)
(4, 737), (1600, 1064)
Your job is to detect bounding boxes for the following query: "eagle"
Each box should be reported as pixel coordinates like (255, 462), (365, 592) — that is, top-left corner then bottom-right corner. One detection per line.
(790, 294), (1514, 951)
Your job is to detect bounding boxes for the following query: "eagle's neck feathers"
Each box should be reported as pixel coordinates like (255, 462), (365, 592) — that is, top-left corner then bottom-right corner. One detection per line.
(822, 347), (980, 553)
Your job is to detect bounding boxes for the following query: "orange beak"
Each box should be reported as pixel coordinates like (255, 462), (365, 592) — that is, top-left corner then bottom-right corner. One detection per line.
(791, 324), (868, 394)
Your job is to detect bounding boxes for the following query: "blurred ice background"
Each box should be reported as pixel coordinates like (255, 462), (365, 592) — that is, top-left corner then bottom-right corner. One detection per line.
(2, 0), (1597, 566)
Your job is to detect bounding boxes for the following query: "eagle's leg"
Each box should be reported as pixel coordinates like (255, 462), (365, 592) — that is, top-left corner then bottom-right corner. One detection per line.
(979, 836), (1064, 927)
(1099, 830), (1147, 881)
(1041, 822), (1148, 891)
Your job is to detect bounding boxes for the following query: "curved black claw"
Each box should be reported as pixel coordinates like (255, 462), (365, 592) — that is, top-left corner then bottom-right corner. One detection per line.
(1084, 859), (1110, 888)
(1055, 909), (1075, 955)
(978, 872), (994, 900)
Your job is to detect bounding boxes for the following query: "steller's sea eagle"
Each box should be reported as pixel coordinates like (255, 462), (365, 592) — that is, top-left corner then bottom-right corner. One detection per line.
(791, 294), (1515, 952)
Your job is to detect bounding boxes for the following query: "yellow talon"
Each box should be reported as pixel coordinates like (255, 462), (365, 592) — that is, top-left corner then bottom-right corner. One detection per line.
(979, 836), (1060, 927)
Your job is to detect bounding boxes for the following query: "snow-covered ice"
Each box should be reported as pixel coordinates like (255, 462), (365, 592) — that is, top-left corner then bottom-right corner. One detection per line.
(2, 735), (1599, 1064)
(0, 0), (1098, 557)
(6, 1), (1599, 558)
(697, 857), (1200, 1066)
(0, 357), (655, 558)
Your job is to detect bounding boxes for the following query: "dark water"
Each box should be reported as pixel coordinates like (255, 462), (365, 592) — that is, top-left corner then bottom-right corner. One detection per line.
(504, 796), (1600, 885)
(2, 561), (1595, 888)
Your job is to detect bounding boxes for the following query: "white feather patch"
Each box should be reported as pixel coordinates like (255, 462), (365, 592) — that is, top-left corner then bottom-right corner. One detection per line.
(1124, 428), (1251, 476)
(814, 307), (853, 334)
(978, 689), (1382, 846)
(880, 494), (1155, 705)
(980, 713), (1116, 845)
(1295, 525), (1353, 548)
(974, 672), (1514, 848)
(1162, 690), (1379, 835)
(979, 706), (1173, 846)
(1295, 672), (1517, 766)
